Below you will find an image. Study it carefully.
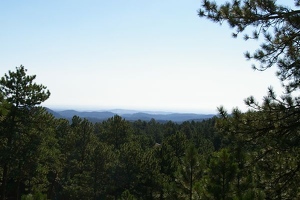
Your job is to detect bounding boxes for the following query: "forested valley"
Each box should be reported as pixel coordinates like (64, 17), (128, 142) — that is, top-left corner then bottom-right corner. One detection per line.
(1, 0), (300, 199)
(0, 69), (221, 199)
(0, 65), (299, 199)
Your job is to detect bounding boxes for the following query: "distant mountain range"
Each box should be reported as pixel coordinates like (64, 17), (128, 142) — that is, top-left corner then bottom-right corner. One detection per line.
(46, 108), (215, 123)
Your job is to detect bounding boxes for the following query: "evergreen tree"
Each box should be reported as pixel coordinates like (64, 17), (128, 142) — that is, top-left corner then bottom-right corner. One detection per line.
(199, 0), (300, 93)
(91, 142), (117, 199)
(0, 66), (50, 200)
(204, 148), (237, 200)
(200, 1), (300, 198)
(99, 115), (133, 149)
(147, 118), (163, 144)
(176, 143), (204, 200)
(217, 107), (300, 199)
(138, 148), (161, 199)
(61, 116), (98, 199)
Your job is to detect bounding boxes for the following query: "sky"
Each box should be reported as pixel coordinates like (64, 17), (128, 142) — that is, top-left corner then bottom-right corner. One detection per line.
(0, 0), (287, 114)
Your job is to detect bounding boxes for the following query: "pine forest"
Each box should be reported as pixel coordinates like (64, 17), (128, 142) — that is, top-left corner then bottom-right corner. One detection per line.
(1, 0), (300, 199)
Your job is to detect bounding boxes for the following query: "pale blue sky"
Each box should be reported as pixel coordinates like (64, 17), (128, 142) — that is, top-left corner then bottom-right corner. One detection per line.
(0, 0), (284, 113)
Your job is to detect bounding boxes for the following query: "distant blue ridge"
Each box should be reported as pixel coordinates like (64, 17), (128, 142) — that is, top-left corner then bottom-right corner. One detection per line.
(45, 108), (215, 123)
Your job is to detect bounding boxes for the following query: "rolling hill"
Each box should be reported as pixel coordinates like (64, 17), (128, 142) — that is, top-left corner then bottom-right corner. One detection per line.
(46, 108), (215, 123)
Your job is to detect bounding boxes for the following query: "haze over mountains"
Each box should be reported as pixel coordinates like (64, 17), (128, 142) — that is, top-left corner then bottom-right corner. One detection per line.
(46, 108), (215, 123)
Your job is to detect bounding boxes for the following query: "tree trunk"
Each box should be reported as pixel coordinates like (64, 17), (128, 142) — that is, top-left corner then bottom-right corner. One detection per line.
(1, 163), (8, 200)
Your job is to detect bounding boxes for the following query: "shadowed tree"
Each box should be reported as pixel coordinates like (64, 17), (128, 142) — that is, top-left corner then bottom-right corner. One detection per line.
(0, 65), (50, 200)
(99, 115), (133, 149)
(91, 142), (116, 199)
(176, 143), (204, 200)
(205, 148), (237, 200)
(61, 116), (98, 199)
(199, 1), (300, 198)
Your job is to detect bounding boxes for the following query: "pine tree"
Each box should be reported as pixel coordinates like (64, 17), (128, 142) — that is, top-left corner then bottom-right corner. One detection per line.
(0, 66), (50, 200)
(61, 116), (98, 199)
(217, 107), (300, 198)
(91, 142), (116, 199)
(99, 115), (133, 149)
(199, 1), (300, 198)
(176, 143), (204, 200)
(199, 0), (300, 93)
(205, 148), (237, 200)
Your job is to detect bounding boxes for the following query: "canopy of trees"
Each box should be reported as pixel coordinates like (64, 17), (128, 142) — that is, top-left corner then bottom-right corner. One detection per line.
(199, 0), (300, 199)
(1, 0), (300, 199)
(0, 67), (219, 199)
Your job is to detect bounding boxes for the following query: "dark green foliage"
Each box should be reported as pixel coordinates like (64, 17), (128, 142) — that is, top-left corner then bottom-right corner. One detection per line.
(217, 107), (300, 199)
(5, 62), (300, 199)
(60, 116), (98, 199)
(199, 0), (300, 93)
(176, 143), (204, 200)
(0, 66), (52, 200)
(0, 65), (50, 107)
(98, 115), (133, 149)
(0, 77), (219, 199)
(138, 148), (161, 199)
(199, 1), (300, 199)
(205, 148), (237, 200)
(1, 1), (300, 199)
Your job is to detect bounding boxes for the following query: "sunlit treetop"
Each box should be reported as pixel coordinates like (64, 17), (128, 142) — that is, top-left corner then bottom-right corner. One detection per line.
(0, 65), (50, 108)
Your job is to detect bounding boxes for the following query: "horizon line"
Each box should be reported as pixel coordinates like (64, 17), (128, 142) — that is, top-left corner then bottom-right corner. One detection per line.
(43, 104), (218, 115)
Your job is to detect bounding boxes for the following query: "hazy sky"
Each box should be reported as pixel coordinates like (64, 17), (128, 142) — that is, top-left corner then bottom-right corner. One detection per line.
(0, 0), (285, 113)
